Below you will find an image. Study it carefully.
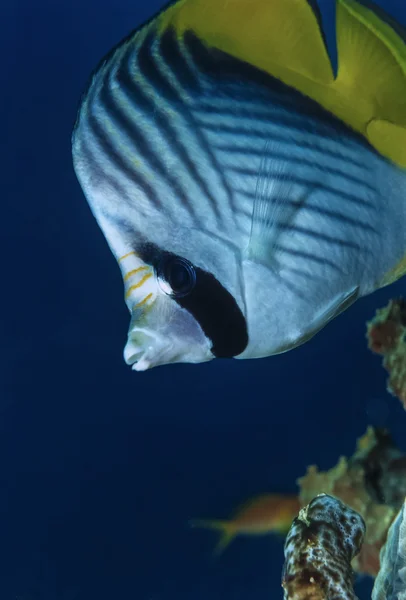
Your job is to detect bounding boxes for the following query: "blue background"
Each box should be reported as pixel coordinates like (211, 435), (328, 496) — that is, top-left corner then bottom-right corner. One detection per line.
(3, 0), (406, 598)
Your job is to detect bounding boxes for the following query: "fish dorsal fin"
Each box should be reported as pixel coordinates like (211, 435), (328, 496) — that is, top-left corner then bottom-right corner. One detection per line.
(157, 0), (406, 167)
(246, 140), (309, 271)
(158, 0), (334, 84)
(336, 0), (406, 167)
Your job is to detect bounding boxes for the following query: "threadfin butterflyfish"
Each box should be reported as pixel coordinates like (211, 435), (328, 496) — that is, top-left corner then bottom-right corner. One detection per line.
(190, 493), (300, 555)
(72, 0), (406, 371)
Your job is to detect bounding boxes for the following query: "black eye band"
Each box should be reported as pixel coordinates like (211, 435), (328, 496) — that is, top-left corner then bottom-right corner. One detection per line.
(176, 266), (248, 358)
(138, 244), (248, 358)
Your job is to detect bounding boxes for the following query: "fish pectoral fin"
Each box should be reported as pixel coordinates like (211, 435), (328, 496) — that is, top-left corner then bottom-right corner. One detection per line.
(189, 518), (236, 556)
(246, 141), (312, 272)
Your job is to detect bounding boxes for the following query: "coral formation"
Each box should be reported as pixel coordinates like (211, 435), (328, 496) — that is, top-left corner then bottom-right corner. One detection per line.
(372, 501), (406, 600)
(282, 301), (406, 597)
(297, 427), (406, 577)
(282, 494), (365, 600)
(367, 298), (406, 409)
(283, 495), (406, 600)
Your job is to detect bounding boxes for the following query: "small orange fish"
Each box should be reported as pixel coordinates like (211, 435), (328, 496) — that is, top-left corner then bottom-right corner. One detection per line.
(190, 493), (300, 555)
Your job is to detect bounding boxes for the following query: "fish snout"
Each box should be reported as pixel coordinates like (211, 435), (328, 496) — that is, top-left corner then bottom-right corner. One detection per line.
(124, 321), (214, 371)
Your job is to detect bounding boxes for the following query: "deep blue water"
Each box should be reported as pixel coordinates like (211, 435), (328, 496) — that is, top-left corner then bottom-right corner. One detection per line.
(4, 0), (406, 598)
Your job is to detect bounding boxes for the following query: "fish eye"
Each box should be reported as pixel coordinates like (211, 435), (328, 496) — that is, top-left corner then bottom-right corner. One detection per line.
(156, 256), (196, 298)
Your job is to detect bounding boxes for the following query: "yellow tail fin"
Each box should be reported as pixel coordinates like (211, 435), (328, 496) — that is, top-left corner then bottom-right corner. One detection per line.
(189, 518), (237, 556)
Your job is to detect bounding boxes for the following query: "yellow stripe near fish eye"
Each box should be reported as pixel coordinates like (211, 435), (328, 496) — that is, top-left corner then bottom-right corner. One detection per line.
(125, 273), (153, 299)
(133, 293), (153, 311)
(119, 251), (140, 262)
(123, 266), (150, 281)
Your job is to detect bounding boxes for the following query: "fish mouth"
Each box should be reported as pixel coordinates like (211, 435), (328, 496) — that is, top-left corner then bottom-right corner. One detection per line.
(123, 326), (214, 371)
(123, 328), (166, 371)
(129, 357), (153, 372)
